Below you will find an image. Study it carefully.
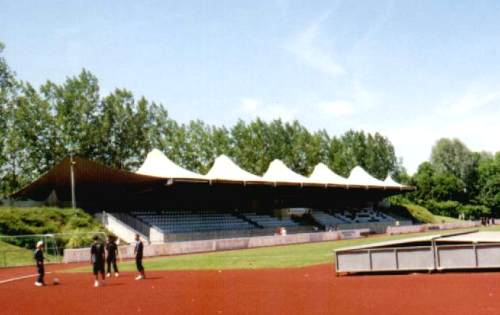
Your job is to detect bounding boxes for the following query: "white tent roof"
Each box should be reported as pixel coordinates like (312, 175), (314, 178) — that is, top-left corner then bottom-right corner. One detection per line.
(263, 159), (315, 184)
(135, 149), (206, 180)
(384, 176), (404, 188)
(205, 155), (265, 183)
(308, 163), (348, 186)
(346, 166), (386, 187)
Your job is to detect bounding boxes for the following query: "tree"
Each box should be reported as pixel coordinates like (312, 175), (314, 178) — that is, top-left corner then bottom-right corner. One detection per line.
(475, 152), (500, 213)
(0, 42), (21, 195)
(40, 69), (101, 164)
(326, 130), (398, 179)
(430, 138), (474, 184)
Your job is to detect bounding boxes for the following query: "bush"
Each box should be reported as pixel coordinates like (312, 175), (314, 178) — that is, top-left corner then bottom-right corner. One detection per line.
(458, 204), (490, 219)
(402, 203), (436, 223)
(64, 230), (101, 249)
(384, 199), (436, 223)
(424, 200), (461, 217)
(0, 207), (105, 249)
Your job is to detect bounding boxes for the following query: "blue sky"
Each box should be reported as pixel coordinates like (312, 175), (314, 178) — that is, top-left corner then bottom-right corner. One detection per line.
(1, 0), (499, 173)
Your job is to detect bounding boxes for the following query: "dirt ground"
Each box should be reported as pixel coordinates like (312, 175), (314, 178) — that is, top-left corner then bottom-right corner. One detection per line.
(1, 264), (500, 314)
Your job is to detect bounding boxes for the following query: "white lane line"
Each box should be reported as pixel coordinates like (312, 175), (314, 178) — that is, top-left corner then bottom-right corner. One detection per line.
(0, 272), (52, 285)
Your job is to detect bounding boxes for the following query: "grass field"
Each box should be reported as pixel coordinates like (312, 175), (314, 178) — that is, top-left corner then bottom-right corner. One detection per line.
(0, 241), (37, 267)
(66, 226), (500, 273)
(0, 240), (61, 267)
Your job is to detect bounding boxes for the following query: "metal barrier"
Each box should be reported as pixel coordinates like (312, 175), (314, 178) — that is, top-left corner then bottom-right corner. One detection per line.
(335, 239), (500, 273)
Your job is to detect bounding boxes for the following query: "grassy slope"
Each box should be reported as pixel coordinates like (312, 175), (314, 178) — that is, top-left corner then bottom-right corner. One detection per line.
(67, 227), (499, 273)
(0, 207), (105, 267)
(433, 215), (463, 223)
(0, 240), (59, 267)
(0, 240), (36, 267)
(401, 203), (437, 223)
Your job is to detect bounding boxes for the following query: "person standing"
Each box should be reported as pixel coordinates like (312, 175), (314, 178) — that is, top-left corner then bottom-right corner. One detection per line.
(90, 235), (106, 287)
(106, 235), (119, 277)
(134, 234), (145, 280)
(34, 240), (45, 287)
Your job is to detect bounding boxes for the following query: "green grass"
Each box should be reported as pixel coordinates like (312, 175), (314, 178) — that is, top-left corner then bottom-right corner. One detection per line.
(433, 215), (463, 223)
(66, 227), (493, 273)
(402, 203), (436, 223)
(0, 240), (36, 267)
(0, 240), (59, 267)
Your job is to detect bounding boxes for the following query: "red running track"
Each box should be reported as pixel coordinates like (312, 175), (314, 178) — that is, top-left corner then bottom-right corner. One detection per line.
(1, 264), (500, 315)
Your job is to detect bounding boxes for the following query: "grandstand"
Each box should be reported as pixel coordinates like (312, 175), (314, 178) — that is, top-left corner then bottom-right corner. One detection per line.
(311, 208), (396, 227)
(100, 206), (406, 242)
(241, 212), (300, 229)
(132, 210), (255, 233)
(10, 149), (415, 243)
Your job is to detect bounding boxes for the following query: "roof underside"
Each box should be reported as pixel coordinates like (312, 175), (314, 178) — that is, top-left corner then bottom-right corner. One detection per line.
(11, 156), (414, 211)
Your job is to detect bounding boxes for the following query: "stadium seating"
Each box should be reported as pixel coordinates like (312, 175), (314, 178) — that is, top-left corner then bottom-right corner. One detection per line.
(131, 210), (255, 233)
(128, 208), (397, 238)
(312, 208), (396, 228)
(241, 212), (300, 228)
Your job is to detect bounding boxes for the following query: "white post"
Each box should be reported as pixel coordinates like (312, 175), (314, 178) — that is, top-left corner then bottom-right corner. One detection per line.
(70, 153), (76, 209)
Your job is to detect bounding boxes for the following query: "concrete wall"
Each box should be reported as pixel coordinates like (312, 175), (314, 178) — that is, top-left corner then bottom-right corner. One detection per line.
(63, 228), (369, 263)
(99, 212), (149, 244)
(337, 221), (413, 234)
(149, 226), (165, 243)
(386, 221), (481, 235)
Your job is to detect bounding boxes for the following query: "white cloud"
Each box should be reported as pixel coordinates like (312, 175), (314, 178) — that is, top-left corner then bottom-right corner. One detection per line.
(443, 91), (500, 115)
(319, 100), (355, 117)
(286, 13), (346, 77)
(376, 90), (500, 174)
(240, 98), (260, 112)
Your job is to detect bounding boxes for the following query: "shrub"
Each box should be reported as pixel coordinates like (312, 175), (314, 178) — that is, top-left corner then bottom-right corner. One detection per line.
(424, 200), (461, 217)
(458, 204), (490, 219)
(384, 199), (436, 224)
(0, 207), (105, 249)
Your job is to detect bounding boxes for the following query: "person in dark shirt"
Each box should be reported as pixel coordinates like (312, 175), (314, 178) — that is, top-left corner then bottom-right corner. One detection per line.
(34, 240), (45, 287)
(90, 235), (106, 287)
(106, 235), (119, 277)
(134, 234), (145, 280)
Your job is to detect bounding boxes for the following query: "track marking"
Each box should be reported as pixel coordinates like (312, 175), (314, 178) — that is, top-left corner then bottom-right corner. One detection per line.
(0, 272), (52, 285)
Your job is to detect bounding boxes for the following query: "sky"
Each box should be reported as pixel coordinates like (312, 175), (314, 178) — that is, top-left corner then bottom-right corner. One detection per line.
(1, 0), (499, 173)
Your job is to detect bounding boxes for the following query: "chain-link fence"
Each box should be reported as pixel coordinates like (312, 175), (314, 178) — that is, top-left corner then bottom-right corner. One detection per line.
(0, 232), (107, 268)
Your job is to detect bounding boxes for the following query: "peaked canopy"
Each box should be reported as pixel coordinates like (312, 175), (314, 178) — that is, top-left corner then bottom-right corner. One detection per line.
(384, 176), (404, 188)
(135, 149), (206, 180)
(263, 159), (315, 185)
(308, 163), (349, 186)
(346, 166), (387, 187)
(205, 155), (266, 183)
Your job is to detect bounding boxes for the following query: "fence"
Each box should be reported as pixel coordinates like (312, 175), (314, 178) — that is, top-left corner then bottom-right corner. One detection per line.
(63, 228), (370, 263)
(386, 220), (481, 235)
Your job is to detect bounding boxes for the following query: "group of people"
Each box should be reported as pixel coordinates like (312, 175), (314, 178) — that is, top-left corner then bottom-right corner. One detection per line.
(34, 233), (146, 287)
(481, 217), (496, 226)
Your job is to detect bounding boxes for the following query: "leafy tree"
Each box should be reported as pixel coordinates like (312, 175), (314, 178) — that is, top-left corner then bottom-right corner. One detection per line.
(431, 138), (474, 183)
(327, 130), (398, 179)
(475, 152), (500, 213)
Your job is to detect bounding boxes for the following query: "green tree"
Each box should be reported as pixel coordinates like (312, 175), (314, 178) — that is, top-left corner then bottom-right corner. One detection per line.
(326, 130), (398, 179)
(430, 138), (474, 184)
(0, 42), (20, 196)
(475, 152), (500, 213)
